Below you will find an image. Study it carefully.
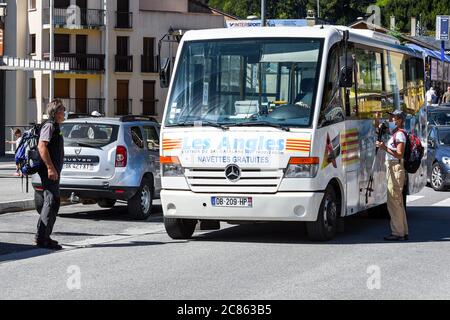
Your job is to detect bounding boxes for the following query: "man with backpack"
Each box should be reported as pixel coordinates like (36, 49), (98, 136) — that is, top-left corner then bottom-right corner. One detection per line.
(35, 99), (66, 250)
(376, 110), (409, 241)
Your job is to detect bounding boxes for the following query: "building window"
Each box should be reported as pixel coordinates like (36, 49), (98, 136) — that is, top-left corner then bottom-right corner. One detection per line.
(29, 78), (36, 99)
(28, 0), (36, 10)
(29, 34), (36, 55)
(54, 34), (70, 53)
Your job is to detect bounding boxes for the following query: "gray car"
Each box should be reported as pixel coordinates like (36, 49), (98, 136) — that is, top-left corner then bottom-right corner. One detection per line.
(32, 116), (161, 220)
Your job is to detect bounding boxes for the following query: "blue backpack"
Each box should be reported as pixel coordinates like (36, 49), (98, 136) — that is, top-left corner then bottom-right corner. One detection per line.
(15, 122), (47, 176)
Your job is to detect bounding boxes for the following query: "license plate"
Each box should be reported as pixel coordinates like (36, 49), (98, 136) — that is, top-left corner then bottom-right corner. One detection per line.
(63, 163), (94, 171)
(211, 197), (253, 208)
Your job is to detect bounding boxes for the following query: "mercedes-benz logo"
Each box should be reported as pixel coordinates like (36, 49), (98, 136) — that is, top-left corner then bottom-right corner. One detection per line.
(75, 148), (82, 155)
(225, 164), (241, 182)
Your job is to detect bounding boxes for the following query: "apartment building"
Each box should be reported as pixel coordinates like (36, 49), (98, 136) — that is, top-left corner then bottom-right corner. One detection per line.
(5, 0), (230, 126)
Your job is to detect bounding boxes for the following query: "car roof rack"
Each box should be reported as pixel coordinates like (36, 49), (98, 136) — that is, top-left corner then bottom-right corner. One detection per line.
(119, 115), (159, 123)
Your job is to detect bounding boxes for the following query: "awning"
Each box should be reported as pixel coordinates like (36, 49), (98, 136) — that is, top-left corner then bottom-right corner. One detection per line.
(0, 56), (69, 71)
(406, 43), (450, 63)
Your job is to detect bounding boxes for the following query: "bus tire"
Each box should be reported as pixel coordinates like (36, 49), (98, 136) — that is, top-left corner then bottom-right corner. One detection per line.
(164, 217), (197, 239)
(306, 186), (338, 241)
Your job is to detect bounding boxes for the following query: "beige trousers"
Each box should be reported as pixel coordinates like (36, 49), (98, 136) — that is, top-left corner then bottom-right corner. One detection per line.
(386, 160), (409, 237)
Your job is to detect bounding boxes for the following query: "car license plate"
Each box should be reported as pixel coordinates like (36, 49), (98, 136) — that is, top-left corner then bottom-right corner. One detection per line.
(63, 163), (94, 171)
(211, 197), (253, 208)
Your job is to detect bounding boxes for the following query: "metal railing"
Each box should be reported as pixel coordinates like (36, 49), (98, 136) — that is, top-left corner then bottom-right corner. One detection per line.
(43, 8), (105, 28)
(141, 99), (159, 116)
(43, 98), (105, 115)
(45, 53), (105, 72)
(141, 55), (157, 73)
(114, 99), (132, 116)
(115, 55), (133, 72)
(115, 12), (133, 28)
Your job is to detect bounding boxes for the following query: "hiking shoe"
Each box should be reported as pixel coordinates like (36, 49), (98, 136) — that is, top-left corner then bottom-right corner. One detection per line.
(35, 239), (63, 251)
(48, 238), (59, 245)
(384, 234), (406, 241)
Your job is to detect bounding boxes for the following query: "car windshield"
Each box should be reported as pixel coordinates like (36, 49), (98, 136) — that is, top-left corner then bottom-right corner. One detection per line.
(438, 129), (450, 146)
(429, 111), (450, 125)
(165, 38), (323, 128)
(61, 123), (119, 148)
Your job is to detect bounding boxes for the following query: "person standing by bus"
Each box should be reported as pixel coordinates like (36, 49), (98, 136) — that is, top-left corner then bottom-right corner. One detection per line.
(376, 110), (409, 241)
(442, 86), (450, 104)
(35, 99), (66, 250)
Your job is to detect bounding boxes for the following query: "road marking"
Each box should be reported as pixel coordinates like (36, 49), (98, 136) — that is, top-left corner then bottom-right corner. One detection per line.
(432, 198), (450, 207)
(407, 196), (424, 203)
(64, 224), (166, 248)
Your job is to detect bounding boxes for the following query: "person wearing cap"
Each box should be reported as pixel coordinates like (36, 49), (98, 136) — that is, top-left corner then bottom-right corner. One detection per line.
(376, 110), (409, 241)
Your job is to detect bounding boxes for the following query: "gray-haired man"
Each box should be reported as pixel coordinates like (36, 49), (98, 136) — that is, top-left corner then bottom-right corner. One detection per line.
(35, 99), (65, 250)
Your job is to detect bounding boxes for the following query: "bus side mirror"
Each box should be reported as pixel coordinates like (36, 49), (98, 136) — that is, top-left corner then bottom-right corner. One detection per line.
(339, 55), (353, 88)
(159, 57), (171, 88)
(339, 66), (353, 88)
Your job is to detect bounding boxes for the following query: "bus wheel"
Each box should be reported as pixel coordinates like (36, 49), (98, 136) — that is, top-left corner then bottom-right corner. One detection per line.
(164, 217), (197, 239)
(306, 186), (338, 241)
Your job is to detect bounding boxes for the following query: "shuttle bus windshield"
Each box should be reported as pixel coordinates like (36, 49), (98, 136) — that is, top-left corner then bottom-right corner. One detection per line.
(165, 38), (323, 129)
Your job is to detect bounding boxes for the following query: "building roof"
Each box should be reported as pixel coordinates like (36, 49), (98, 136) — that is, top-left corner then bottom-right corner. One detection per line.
(188, 0), (238, 20)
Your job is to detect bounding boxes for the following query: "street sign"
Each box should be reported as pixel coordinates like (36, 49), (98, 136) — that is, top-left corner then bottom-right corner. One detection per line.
(436, 15), (450, 41)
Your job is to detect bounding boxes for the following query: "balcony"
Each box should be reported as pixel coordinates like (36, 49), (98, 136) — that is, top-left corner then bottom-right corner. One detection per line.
(141, 56), (157, 73)
(43, 8), (105, 28)
(115, 99), (132, 116)
(43, 98), (105, 115)
(115, 55), (133, 72)
(115, 12), (133, 29)
(141, 99), (159, 116)
(44, 53), (105, 72)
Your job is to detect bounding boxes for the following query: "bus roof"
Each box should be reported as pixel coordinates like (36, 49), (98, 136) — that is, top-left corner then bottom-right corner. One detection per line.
(181, 25), (422, 57)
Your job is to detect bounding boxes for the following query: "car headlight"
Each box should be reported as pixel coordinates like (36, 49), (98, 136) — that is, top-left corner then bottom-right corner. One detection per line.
(160, 156), (184, 177)
(442, 157), (450, 165)
(284, 157), (319, 178)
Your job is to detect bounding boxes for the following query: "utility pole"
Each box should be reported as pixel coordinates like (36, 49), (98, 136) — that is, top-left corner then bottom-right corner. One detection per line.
(49, 0), (54, 103)
(0, 2), (7, 157)
(261, 0), (266, 27)
(317, 0), (320, 19)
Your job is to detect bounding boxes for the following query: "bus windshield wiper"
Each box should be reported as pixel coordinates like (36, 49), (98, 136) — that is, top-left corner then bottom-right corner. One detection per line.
(167, 120), (229, 131)
(225, 121), (290, 132)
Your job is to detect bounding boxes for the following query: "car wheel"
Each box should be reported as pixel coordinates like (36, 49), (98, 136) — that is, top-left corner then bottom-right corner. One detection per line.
(306, 186), (339, 241)
(98, 199), (117, 208)
(431, 163), (445, 191)
(128, 177), (153, 220)
(164, 217), (197, 239)
(34, 191), (44, 215)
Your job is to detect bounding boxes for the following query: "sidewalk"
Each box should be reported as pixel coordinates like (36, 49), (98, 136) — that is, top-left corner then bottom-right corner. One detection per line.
(0, 155), (35, 214)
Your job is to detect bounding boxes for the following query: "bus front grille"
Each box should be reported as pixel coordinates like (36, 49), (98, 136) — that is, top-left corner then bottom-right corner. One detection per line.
(184, 168), (283, 193)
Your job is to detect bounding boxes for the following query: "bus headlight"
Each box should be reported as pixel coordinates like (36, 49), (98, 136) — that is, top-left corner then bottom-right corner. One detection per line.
(160, 156), (184, 177)
(284, 157), (319, 178)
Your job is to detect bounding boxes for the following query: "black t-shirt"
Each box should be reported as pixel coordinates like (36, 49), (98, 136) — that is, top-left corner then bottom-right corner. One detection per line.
(39, 121), (65, 175)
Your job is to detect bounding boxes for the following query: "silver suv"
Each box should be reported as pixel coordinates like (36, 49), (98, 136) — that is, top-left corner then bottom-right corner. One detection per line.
(32, 116), (161, 220)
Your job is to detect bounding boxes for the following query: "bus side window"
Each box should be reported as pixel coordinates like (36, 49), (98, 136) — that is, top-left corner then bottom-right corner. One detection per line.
(319, 45), (345, 127)
(354, 47), (383, 119)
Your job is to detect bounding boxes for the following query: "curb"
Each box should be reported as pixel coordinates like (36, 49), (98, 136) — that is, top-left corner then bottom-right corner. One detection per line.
(0, 200), (35, 215)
